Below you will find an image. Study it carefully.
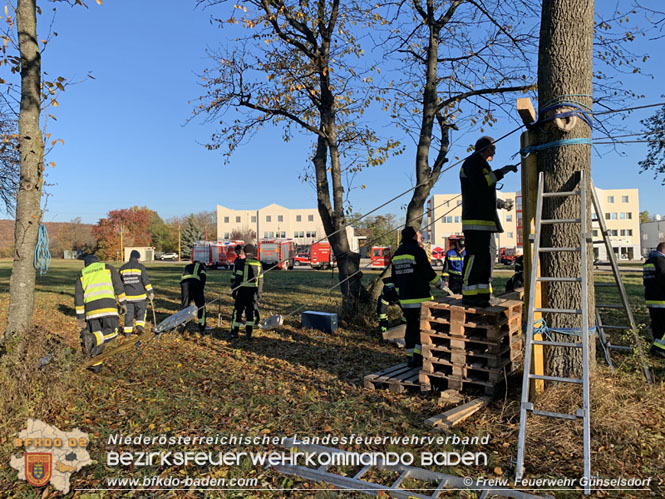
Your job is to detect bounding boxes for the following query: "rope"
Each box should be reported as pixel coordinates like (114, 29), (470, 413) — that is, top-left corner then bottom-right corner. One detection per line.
(518, 137), (592, 157)
(34, 224), (51, 276)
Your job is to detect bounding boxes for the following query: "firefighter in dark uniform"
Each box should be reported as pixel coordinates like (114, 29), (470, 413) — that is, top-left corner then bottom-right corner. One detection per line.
(442, 238), (465, 295)
(459, 136), (518, 308)
(643, 241), (665, 358)
(119, 250), (154, 335)
(74, 255), (127, 372)
(505, 255), (524, 293)
(180, 260), (207, 332)
(230, 244), (263, 339)
(391, 226), (443, 367)
(376, 276), (405, 333)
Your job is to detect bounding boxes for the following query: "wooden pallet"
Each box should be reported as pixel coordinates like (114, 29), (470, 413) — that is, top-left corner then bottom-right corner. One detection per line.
(425, 397), (491, 428)
(419, 367), (514, 395)
(421, 356), (519, 380)
(421, 297), (522, 327)
(421, 314), (521, 339)
(420, 326), (521, 354)
(363, 363), (421, 393)
(421, 340), (522, 369)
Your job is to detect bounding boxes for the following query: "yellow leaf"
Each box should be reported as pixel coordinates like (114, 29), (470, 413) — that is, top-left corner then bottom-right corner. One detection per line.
(149, 423), (155, 430)
(96, 0), (102, 4)
(4, 6), (7, 16)
(494, 467), (503, 475)
(49, 162), (56, 167)
(52, 100), (58, 107)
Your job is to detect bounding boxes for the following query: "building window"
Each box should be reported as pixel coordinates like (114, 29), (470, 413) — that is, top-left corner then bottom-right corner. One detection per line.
(280, 232), (286, 238)
(278, 215), (284, 222)
(620, 212), (626, 220)
(593, 230), (598, 237)
(446, 216), (453, 223)
(605, 213), (611, 220)
(224, 216), (229, 223)
(308, 215), (314, 222)
(264, 231), (274, 238)
(507, 232), (514, 239)
(296, 215), (302, 222)
(608, 196), (614, 203)
(506, 214), (513, 222)
(251, 216), (256, 223)
(454, 216), (460, 223)
(622, 196), (629, 203)
(266, 215), (271, 222)
(627, 229), (633, 236)
(627, 212), (632, 219)
(611, 229), (618, 236)
(620, 229), (626, 236)
(610, 213), (617, 220)
(224, 232), (229, 239)
(235, 216), (241, 223)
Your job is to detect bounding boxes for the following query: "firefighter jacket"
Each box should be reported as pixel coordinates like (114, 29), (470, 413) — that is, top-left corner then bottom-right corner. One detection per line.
(442, 248), (465, 278)
(119, 256), (153, 302)
(232, 257), (263, 295)
(391, 240), (441, 308)
(181, 261), (207, 287)
(643, 250), (665, 308)
(460, 152), (505, 232)
(75, 256), (126, 321)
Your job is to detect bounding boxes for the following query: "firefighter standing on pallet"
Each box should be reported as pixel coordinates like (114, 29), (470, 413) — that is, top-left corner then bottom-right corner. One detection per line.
(119, 250), (154, 335)
(230, 244), (263, 339)
(180, 260), (207, 333)
(441, 238), (465, 295)
(391, 226), (443, 368)
(376, 277), (405, 333)
(459, 136), (518, 308)
(74, 255), (127, 373)
(643, 241), (665, 358)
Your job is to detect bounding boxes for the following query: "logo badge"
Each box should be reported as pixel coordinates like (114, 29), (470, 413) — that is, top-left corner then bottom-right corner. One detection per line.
(25, 453), (52, 487)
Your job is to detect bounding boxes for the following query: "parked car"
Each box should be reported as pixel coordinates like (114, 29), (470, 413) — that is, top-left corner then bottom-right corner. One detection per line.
(159, 252), (178, 261)
(294, 253), (310, 266)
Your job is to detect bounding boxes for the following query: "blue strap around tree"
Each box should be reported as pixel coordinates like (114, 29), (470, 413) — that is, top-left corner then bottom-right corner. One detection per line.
(34, 223), (51, 275)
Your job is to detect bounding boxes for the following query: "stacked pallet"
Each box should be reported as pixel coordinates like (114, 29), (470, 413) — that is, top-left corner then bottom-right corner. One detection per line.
(419, 296), (523, 395)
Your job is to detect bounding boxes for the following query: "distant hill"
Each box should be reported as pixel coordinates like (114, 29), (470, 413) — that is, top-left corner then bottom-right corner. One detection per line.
(0, 219), (95, 257)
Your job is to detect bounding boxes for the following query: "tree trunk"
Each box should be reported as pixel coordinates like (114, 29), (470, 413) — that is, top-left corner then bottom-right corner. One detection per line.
(4, 0), (44, 339)
(537, 0), (595, 378)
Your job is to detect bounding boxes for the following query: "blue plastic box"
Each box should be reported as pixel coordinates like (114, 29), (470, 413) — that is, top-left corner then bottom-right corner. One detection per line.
(301, 311), (338, 334)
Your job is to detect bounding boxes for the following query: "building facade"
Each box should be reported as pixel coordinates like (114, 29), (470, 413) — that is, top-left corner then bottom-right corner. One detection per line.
(640, 217), (665, 258)
(427, 186), (641, 260)
(216, 203), (354, 247)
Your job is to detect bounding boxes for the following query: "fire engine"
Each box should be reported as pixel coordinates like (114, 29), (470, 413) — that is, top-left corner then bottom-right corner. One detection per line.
(191, 240), (244, 269)
(371, 246), (392, 268)
(258, 239), (296, 270)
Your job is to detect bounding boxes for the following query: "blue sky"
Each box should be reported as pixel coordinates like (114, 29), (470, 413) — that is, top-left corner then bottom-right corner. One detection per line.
(9, 1), (665, 225)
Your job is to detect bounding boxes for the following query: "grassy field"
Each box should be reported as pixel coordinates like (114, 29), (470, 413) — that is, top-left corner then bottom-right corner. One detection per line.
(0, 260), (663, 498)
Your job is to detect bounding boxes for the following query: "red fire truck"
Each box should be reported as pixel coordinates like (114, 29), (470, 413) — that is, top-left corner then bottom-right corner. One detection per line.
(371, 246), (392, 268)
(310, 241), (334, 269)
(191, 240), (244, 269)
(258, 239), (296, 270)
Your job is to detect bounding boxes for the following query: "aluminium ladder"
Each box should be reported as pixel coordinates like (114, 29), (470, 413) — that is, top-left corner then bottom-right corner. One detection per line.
(589, 181), (652, 382)
(515, 171), (592, 494)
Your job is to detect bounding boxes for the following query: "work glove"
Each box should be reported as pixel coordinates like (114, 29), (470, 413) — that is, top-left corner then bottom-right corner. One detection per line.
(77, 317), (86, 330)
(499, 163), (519, 175)
(119, 303), (127, 315)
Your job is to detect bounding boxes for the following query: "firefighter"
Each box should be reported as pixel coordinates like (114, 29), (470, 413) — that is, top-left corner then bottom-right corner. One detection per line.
(119, 250), (154, 335)
(180, 260), (207, 333)
(230, 244), (263, 339)
(505, 255), (524, 293)
(376, 276), (404, 333)
(643, 241), (665, 358)
(442, 238), (465, 295)
(74, 255), (127, 373)
(459, 136), (518, 308)
(391, 226), (443, 368)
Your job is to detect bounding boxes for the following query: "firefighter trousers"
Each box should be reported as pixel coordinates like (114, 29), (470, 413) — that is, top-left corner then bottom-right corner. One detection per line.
(462, 230), (496, 305)
(402, 306), (422, 360)
(448, 274), (463, 294)
(81, 316), (118, 371)
(181, 280), (206, 327)
(231, 288), (260, 334)
(124, 300), (147, 334)
(648, 307), (665, 353)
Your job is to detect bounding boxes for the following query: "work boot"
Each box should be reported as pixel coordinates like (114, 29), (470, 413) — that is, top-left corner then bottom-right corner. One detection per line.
(245, 326), (253, 339)
(228, 328), (239, 340)
(87, 363), (103, 374)
(136, 326), (145, 335)
(198, 323), (206, 334)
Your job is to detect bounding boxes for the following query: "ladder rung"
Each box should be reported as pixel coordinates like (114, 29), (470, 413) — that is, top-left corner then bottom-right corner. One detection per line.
(609, 345), (632, 351)
(432, 479), (449, 497)
(532, 340), (583, 348)
(530, 408), (580, 421)
(596, 304), (624, 309)
(598, 325), (631, 330)
(538, 247), (581, 252)
(592, 240), (606, 244)
(537, 277), (582, 282)
(391, 470), (409, 489)
(541, 218), (581, 224)
(353, 465), (371, 480)
(535, 307), (582, 314)
(542, 190), (580, 198)
(528, 374), (583, 384)
(594, 283), (620, 287)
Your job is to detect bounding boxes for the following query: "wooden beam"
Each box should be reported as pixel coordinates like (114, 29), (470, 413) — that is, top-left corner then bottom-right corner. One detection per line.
(425, 397), (491, 428)
(517, 97), (536, 125)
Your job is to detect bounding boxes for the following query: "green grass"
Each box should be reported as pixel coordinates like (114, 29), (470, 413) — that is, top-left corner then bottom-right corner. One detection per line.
(0, 260), (662, 498)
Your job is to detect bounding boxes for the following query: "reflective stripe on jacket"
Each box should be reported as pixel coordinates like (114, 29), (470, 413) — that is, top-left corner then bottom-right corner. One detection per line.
(181, 262), (207, 285)
(460, 152), (504, 232)
(232, 257), (263, 293)
(120, 258), (153, 301)
(442, 248), (465, 277)
(391, 240), (439, 308)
